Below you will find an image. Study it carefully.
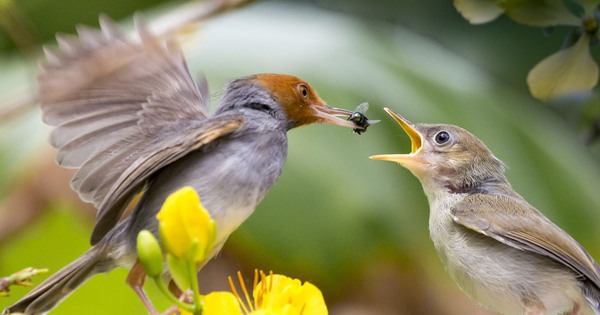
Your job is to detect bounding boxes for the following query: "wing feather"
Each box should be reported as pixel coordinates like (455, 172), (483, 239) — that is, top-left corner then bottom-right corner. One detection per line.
(90, 115), (243, 243)
(38, 14), (223, 244)
(451, 194), (600, 288)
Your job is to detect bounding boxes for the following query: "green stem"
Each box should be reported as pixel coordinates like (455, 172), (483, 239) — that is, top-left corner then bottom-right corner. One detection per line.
(152, 276), (194, 313)
(187, 255), (203, 314)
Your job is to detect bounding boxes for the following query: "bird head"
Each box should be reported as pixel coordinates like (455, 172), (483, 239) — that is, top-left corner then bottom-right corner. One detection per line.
(370, 108), (506, 194)
(219, 74), (361, 131)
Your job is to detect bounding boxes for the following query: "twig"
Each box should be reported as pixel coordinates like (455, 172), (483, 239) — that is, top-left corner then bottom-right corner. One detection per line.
(151, 0), (254, 38)
(0, 268), (48, 296)
(0, 91), (37, 124)
(0, 0), (255, 125)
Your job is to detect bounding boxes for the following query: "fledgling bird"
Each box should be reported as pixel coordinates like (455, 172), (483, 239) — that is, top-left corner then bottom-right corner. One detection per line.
(3, 15), (371, 315)
(370, 108), (600, 315)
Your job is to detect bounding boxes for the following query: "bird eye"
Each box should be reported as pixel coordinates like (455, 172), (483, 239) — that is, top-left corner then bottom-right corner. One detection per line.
(297, 84), (309, 100)
(435, 131), (450, 144)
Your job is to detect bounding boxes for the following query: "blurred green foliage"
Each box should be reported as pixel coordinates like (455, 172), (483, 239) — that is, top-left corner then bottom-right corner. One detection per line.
(0, 0), (171, 51)
(455, 0), (600, 101)
(1, 1), (600, 314)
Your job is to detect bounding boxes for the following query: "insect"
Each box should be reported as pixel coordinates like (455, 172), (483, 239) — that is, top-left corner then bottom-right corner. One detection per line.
(348, 102), (379, 135)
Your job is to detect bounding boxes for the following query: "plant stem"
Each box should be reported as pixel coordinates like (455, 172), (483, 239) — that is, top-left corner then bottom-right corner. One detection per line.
(187, 252), (203, 314)
(153, 276), (194, 313)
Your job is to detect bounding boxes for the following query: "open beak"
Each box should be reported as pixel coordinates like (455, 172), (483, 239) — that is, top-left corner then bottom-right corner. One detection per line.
(369, 108), (423, 167)
(312, 104), (364, 130)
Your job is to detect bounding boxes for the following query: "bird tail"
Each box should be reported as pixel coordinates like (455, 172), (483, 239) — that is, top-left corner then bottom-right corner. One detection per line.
(3, 246), (113, 315)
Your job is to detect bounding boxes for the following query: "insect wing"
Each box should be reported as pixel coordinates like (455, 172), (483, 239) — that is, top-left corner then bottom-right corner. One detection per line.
(355, 102), (369, 114)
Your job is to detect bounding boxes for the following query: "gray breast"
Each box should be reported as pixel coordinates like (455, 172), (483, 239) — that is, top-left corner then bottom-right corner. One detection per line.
(121, 125), (288, 249)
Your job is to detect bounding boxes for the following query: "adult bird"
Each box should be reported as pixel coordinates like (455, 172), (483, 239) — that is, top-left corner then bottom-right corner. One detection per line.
(4, 15), (368, 314)
(370, 108), (600, 315)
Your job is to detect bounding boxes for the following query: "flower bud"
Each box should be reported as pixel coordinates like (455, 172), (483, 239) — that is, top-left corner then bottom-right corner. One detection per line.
(136, 230), (163, 278)
(156, 186), (216, 263)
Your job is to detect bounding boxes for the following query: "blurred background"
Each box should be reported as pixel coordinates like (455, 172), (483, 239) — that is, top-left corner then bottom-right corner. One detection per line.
(1, 0), (600, 314)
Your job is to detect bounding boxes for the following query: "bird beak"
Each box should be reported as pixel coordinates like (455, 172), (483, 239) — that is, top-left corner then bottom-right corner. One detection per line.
(311, 104), (364, 129)
(369, 108), (424, 167)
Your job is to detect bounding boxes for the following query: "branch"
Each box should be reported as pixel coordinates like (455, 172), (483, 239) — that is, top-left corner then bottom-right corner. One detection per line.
(151, 0), (254, 38)
(0, 91), (37, 123)
(0, 0), (255, 125)
(0, 268), (48, 297)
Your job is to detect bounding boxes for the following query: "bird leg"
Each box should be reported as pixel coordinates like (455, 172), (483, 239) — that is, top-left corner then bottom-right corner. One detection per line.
(168, 279), (194, 304)
(160, 305), (179, 315)
(168, 280), (183, 298)
(127, 260), (159, 315)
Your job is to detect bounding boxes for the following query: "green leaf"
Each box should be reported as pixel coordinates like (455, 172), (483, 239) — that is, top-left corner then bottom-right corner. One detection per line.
(453, 0), (504, 24)
(571, 0), (598, 15)
(166, 254), (191, 291)
(499, 0), (581, 26)
(527, 34), (598, 101)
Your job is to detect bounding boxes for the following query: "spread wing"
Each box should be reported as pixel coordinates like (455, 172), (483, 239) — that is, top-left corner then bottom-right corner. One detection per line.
(38, 14), (243, 244)
(89, 115), (242, 243)
(451, 194), (600, 289)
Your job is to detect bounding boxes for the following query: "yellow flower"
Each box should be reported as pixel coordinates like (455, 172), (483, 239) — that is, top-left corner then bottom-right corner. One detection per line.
(177, 307), (194, 315)
(253, 274), (326, 315)
(203, 271), (327, 315)
(156, 186), (216, 262)
(203, 292), (244, 315)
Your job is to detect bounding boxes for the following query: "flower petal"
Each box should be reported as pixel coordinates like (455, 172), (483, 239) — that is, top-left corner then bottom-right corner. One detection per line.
(203, 291), (244, 315)
(499, 0), (580, 26)
(453, 0), (504, 24)
(156, 186), (215, 262)
(527, 34), (598, 101)
(177, 306), (194, 315)
(253, 274), (327, 315)
(292, 282), (328, 315)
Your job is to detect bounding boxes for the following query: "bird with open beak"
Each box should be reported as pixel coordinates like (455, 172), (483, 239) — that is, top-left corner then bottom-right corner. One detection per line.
(370, 108), (600, 315)
(3, 15), (373, 315)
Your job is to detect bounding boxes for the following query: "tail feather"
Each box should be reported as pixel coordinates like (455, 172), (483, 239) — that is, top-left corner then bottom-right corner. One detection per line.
(3, 247), (111, 315)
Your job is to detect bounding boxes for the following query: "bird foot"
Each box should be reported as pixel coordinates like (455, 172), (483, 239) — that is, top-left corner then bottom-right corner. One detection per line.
(127, 261), (160, 315)
(161, 305), (179, 315)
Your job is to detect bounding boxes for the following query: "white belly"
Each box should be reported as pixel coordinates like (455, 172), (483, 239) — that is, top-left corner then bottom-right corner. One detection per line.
(427, 192), (585, 314)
